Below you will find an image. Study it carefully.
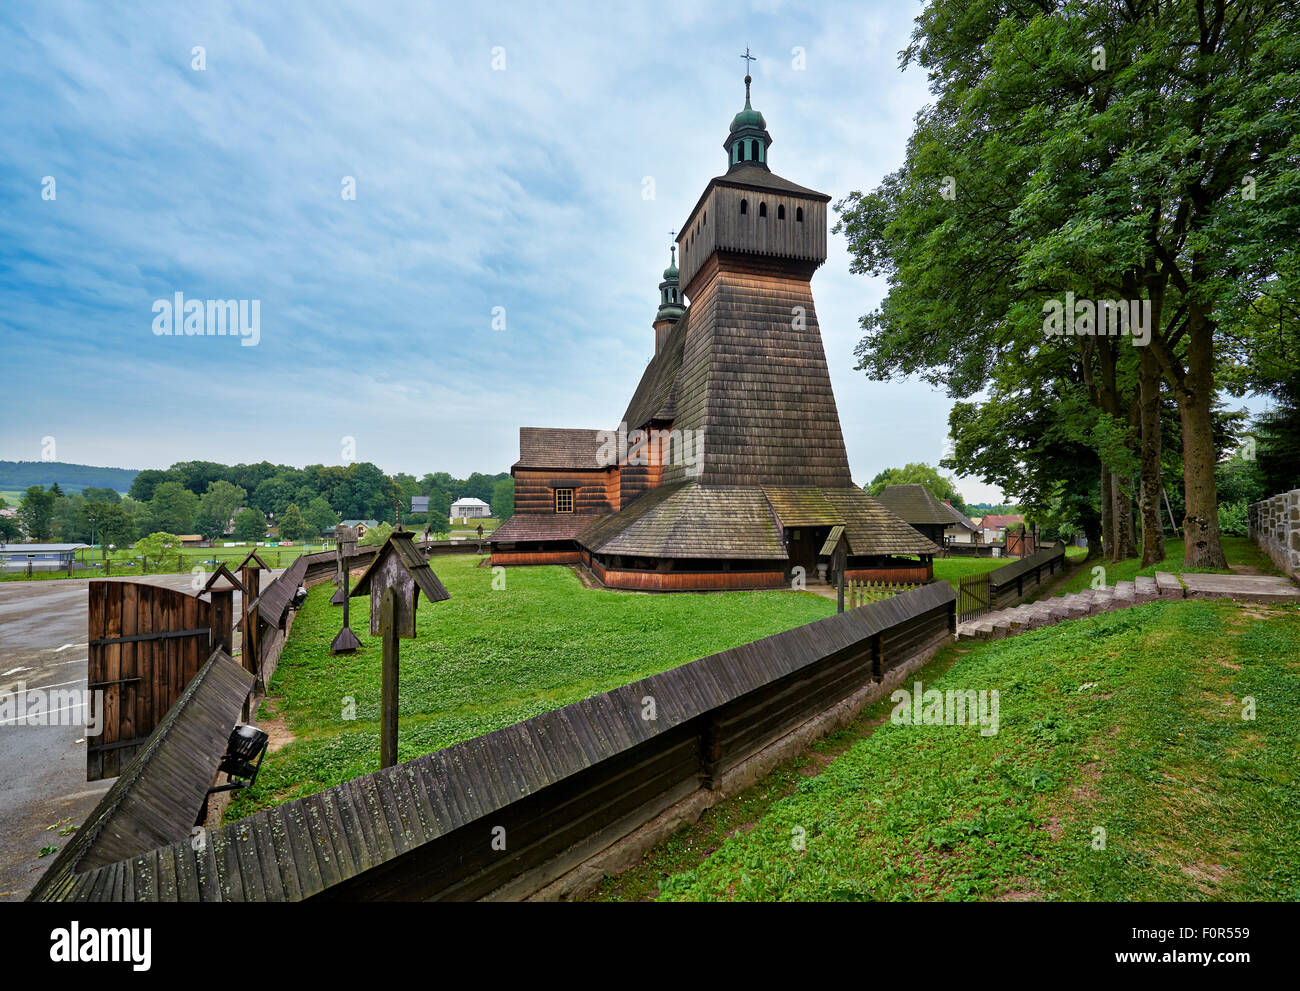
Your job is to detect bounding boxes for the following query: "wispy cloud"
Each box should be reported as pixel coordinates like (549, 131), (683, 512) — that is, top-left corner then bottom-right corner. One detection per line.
(0, 0), (1009, 500)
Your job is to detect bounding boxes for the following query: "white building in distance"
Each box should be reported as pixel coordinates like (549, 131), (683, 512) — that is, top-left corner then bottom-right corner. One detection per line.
(449, 497), (492, 519)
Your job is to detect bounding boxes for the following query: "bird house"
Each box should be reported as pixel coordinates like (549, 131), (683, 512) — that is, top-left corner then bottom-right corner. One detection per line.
(349, 530), (450, 638)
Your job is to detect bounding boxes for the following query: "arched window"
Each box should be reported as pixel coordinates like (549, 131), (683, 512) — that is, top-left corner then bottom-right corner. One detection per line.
(759, 202), (767, 218)
(703, 211), (707, 225)
(778, 204), (786, 220)
(740, 199), (748, 215)
(747, 140), (755, 161)
(796, 206), (804, 222)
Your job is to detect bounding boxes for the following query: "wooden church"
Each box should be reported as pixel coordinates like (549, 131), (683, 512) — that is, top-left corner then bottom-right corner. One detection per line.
(489, 73), (939, 591)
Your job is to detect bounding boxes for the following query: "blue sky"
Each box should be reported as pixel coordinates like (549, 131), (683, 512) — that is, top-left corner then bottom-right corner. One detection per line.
(0, 0), (1156, 504)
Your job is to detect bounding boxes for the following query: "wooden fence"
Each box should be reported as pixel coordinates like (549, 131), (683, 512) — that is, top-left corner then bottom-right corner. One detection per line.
(36, 581), (956, 902)
(87, 581), (225, 779)
(956, 543), (1067, 623)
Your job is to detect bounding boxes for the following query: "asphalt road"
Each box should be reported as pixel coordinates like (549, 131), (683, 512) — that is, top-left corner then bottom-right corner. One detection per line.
(0, 573), (269, 901)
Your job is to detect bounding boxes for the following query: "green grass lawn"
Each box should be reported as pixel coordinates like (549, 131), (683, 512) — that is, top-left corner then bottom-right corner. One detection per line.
(226, 555), (836, 821)
(932, 555), (1009, 588)
(1054, 536), (1276, 595)
(443, 517), (499, 531)
(637, 597), (1300, 901)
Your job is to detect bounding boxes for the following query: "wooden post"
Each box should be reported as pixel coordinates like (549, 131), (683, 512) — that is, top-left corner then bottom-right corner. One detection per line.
(380, 587), (399, 769)
(834, 540), (846, 613)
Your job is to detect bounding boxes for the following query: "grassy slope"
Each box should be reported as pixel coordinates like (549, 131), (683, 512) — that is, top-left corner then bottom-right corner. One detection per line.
(227, 555), (835, 819)
(652, 597), (1300, 901)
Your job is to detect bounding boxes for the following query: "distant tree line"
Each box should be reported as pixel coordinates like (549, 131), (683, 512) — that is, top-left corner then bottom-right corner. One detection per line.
(2, 459), (514, 546)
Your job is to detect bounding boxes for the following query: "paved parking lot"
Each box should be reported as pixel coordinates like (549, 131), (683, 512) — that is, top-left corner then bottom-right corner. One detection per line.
(0, 573), (267, 900)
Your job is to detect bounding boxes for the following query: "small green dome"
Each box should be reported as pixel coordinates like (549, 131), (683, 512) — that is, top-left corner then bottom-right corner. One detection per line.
(663, 252), (679, 281)
(724, 74), (772, 170)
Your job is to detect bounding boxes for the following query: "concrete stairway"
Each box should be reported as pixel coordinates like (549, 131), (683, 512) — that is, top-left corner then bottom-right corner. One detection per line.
(955, 570), (1299, 641)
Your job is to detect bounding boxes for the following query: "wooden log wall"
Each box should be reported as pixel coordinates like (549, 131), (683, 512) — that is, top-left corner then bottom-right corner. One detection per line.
(39, 582), (957, 903)
(590, 557), (786, 591)
(512, 468), (615, 516)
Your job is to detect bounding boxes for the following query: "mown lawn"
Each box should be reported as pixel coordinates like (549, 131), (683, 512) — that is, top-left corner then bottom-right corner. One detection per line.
(932, 555), (1008, 587)
(646, 597), (1300, 901)
(1054, 536), (1276, 595)
(226, 555), (836, 820)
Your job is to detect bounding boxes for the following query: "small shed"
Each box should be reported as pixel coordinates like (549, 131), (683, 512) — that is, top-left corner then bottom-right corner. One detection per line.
(350, 530), (450, 637)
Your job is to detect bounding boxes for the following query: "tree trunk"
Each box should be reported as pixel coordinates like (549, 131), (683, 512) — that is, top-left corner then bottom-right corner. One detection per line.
(1111, 471), (1136, 561)
(1138, 347), (1166, 566)
(1100, 464), (1114, 560)
(1176, 309), (1228, 569)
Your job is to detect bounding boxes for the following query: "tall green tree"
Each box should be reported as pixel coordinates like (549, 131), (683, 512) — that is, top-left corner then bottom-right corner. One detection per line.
(835, 0), (1300, 568)
(233, 508), (267, 542)
(491, 477), (515, 520)
(18, 485), (57, 541)
(304, 496), (339, 536)
(196, 480), (246, 540)
(278, 503), (310, 542)
(145, 481), (199, 534)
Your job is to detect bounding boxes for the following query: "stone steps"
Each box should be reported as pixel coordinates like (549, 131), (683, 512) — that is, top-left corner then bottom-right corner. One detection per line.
(957, 572), (1191, 641)
(956, 568), (1300, 641)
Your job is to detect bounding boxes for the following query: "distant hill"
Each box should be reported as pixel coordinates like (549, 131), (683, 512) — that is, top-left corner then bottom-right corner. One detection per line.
(0, 461), (138, 494)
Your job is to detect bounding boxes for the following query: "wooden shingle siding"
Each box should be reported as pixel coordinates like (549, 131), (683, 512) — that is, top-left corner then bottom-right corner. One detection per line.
(663, 261), (853, 489)
(678, 177), (830, 293)
(35, 583), (955, 902)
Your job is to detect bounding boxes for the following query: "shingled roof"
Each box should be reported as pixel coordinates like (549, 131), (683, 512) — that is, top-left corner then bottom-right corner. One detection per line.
(580, 483), (786, 559)
(489, 514), (603, 543)
(874, 484), (959, 526)
(820, 488), (941, 556)
(681, 163), (832, 236)
(942, 501), (979, 531)
(513, 427), (606, 471)
(623, 310), (688, 430)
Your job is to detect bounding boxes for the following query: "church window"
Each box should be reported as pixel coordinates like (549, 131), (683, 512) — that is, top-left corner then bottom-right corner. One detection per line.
(740, 199), (748, 215)
(796, 206), (804, 222)
(778, 204), (785, 220)
(759, 202), (767, 218)
(555, 488), (574, 514)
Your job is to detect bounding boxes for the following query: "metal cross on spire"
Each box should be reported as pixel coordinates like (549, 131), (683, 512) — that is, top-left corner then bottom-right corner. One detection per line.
(739, 47), (757, 74)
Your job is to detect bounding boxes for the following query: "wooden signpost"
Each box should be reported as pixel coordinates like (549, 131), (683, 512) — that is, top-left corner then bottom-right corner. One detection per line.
(330, 524), (362, 653)
(198, 563), (248, 718)
(237, 550), (270, 689)
(350, 529), (451, 767)
(821, 525), (849, 613)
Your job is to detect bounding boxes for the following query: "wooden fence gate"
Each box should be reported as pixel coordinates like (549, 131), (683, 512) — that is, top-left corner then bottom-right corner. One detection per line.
(86, 581), (230, 780)
(957, 573), (992, 623)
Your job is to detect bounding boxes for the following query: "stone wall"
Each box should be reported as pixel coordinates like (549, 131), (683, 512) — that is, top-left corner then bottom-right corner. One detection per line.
(1248, 489), (1300, 578)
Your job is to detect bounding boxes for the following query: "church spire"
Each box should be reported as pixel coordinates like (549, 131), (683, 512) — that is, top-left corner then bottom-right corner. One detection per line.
(655, 243), (684, 323)
(653, 241), (685, 355)
(725, 51), (772, 172)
